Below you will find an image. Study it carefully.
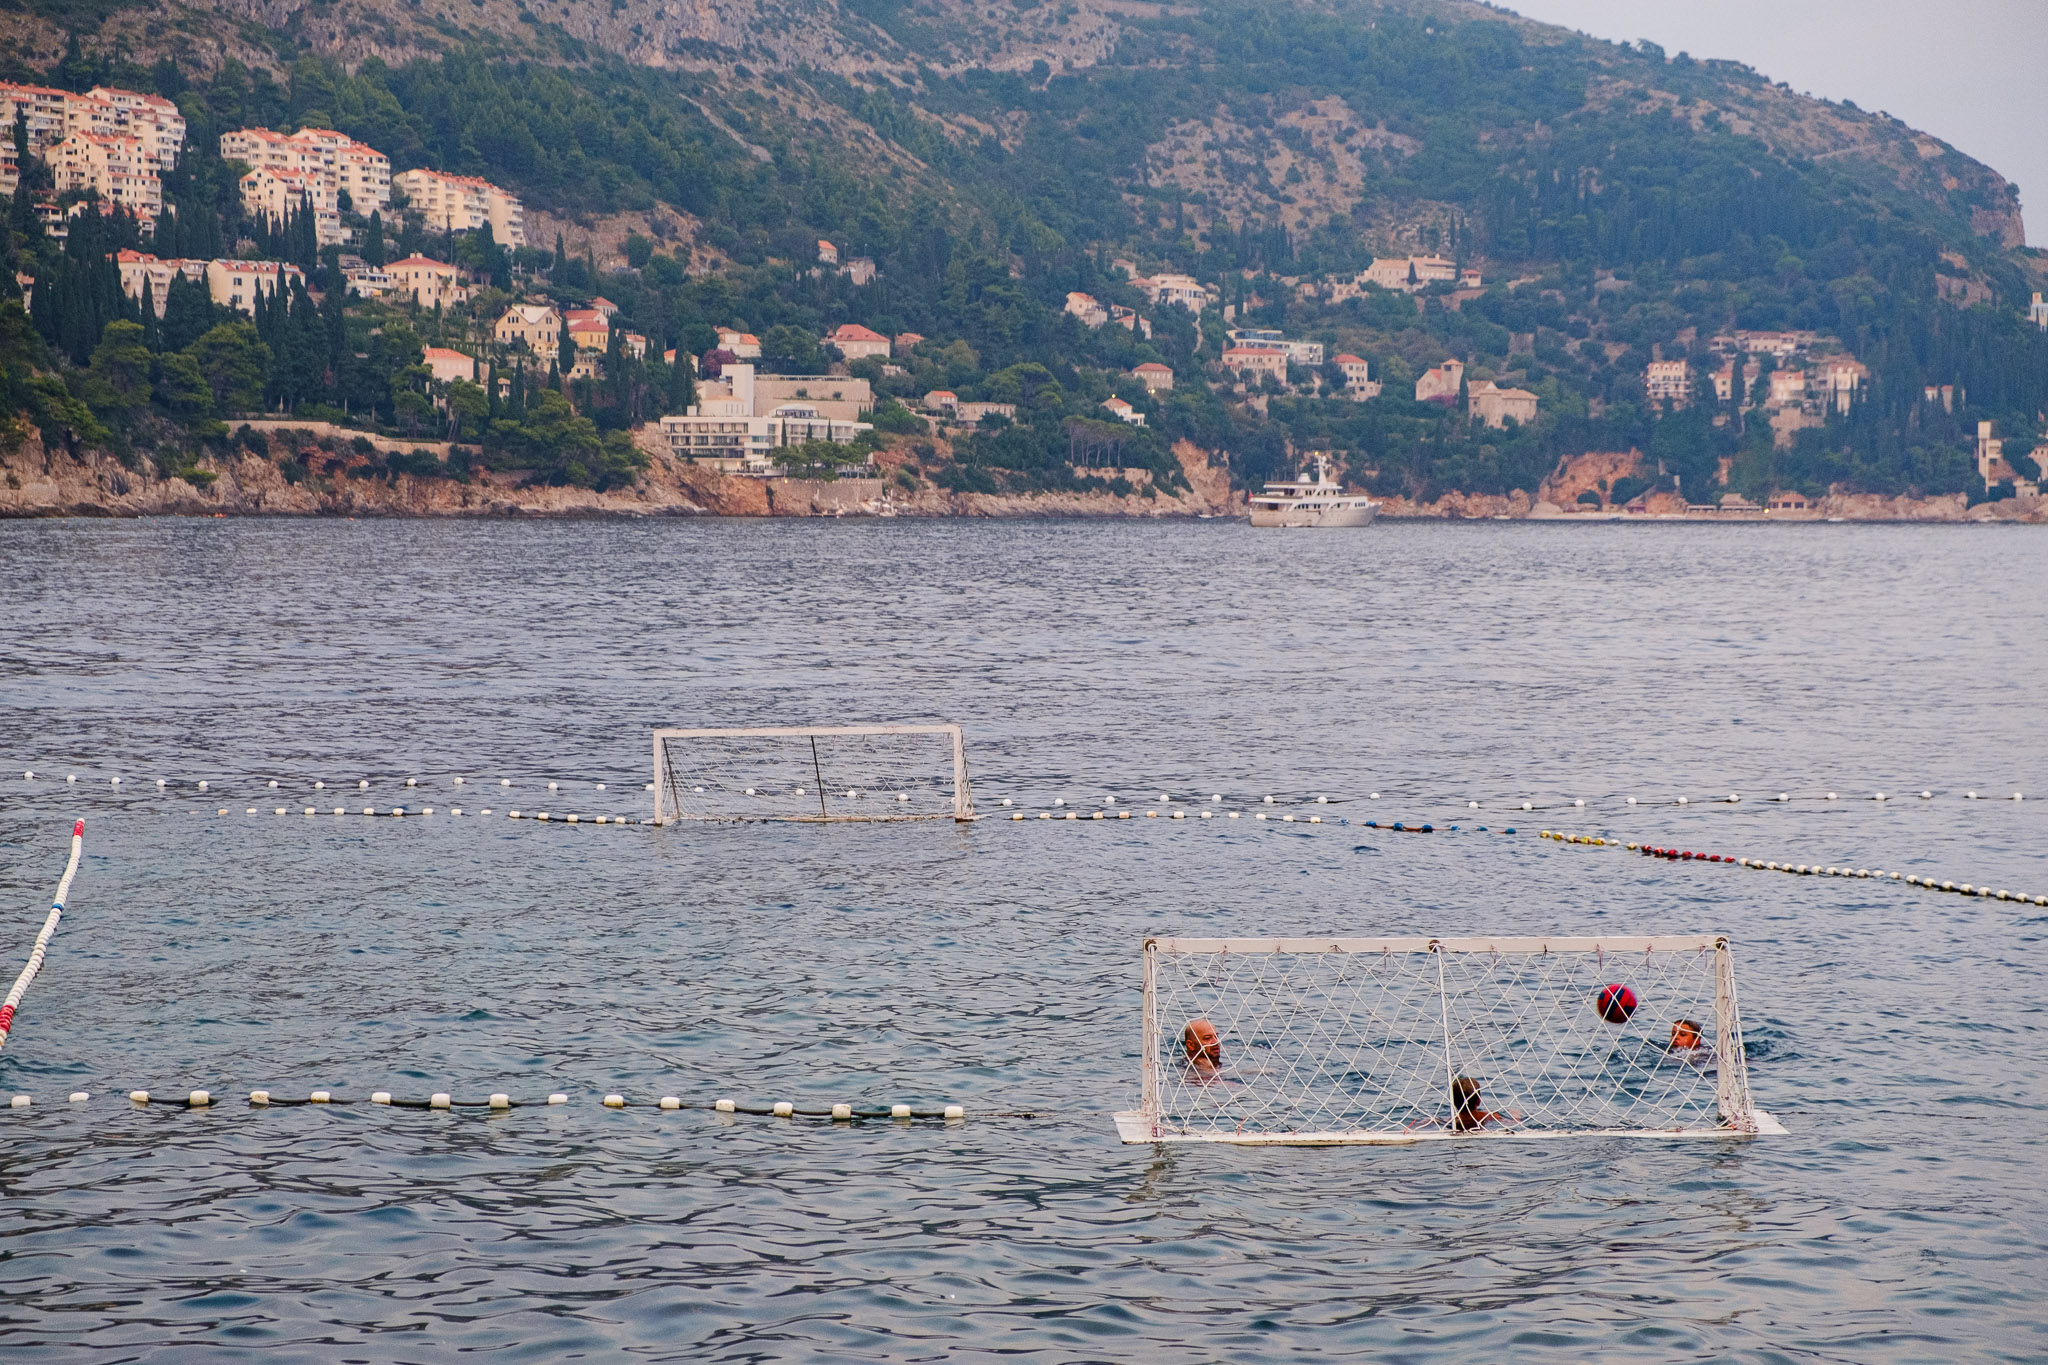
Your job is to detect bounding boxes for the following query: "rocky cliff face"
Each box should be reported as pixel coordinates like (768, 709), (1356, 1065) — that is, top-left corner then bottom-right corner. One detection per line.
(0, 431), (1241, 520)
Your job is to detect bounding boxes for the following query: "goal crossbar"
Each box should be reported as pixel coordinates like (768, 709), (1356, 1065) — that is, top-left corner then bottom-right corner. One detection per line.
(1119, 934), (1780, 1145)
(651, 724), (974, 824)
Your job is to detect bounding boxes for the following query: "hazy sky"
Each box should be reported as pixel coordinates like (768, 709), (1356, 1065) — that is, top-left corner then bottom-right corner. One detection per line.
(1500, 0), (2048, 246)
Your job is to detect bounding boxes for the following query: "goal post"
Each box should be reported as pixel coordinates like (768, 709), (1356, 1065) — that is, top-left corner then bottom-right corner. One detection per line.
(1116, 935), (1783, 1145)
(651, 724), (974, 824)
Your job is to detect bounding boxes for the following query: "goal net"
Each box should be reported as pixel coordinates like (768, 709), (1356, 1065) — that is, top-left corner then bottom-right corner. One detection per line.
(652, 724), (975, 824)
(1115, 936), (1781, 1144)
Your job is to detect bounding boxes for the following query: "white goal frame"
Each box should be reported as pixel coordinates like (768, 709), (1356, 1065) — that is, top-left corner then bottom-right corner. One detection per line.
(1115, 935), (1784, 1145)
(651, 724), (975, 824)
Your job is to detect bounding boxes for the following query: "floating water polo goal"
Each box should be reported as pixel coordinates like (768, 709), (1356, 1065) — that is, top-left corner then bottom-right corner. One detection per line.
(651, 724), (975, 824)
(1115, 935), (1783, 1144)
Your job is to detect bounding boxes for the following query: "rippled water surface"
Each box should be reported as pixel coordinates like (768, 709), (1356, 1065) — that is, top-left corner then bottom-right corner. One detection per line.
(1, 517), (2044, 1362)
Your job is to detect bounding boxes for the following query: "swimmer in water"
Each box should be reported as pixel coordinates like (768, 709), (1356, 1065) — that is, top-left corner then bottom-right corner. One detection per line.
(1182, 1018), (1223, 1076)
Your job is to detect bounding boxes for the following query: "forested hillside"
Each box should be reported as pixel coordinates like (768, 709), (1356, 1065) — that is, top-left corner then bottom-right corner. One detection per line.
(4, 0), (2045, 509)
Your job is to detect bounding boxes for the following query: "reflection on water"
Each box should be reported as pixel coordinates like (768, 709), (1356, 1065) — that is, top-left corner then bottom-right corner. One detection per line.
(0, 518), (2043, 1360)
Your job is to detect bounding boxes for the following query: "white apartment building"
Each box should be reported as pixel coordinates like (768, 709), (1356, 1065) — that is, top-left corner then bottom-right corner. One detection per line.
(1135, 272), (1207, 313)
(50, 133), (161, 226)
(238, 166), (344, 245)
(0, 82), (183, 195)
(656, 364), (873, 474)
(1645, 359), (1691, 408)
(205, 259), (306, 315)
(386, 255), (466, 309)
(1226, 328), (1323, 366)
(114, 249), (207, 316)
(393, 168), (525, 247)
(223, 127), (391, 215)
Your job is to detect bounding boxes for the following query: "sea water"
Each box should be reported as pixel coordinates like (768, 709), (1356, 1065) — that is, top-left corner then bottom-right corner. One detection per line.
(0, 517), (2042, 1361)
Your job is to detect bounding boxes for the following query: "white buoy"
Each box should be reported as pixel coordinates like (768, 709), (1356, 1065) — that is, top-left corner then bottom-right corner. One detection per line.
(715, 1099), (735, 1113)
(21, 771), (30, 780)
(157, 778), (165, 787)
(944, 1105), (965, 1120)
(891, 1104), (912, 1119)
(1827, 792), (1838, 801)
(596, 783), (605, 791)
(1874, 792), (1886, 801)
(646, 783), (656, 792)
(603, 1094), (625, 1108)
(11, 1095), (29, 1108)
(454, 777), (465, 785)
(1468, 801), (1479, 809)
(303, 807), (314, 816)
(1626, 796), (1637, 805)
(1228, 811), (1240, 819)
(1522, 802), (1532, 811)
(274, 807), (285, 815)
(1369, 792), (1379, 800)
(490, 1094), (511, 1109)
(548, 782), (558, 791)
(1159, 793), (1170, 802)
(745, 788), (756, 795)
(310, 1090), (331, 1103)
(1778, 793), (1789, 802)
(188, 1090), (211, 1106)
(1173, 810), (1186, 819)
(1676, 796), (1688, 805)
(1728, 794), (1740, 803)
(1921, 791), (1932, 799)
(831, 1103), (853, 1120)
(268, 780), (278, 788)
(1316, 795), (1328, 804)
(430, 1093), (452, 1109)
(1053, 797), (1064, 806)
(1967, 791), (1977, 799)
(1001, 798), (1013, 806)
(772, 1101), (794, 1117)
(1201, 810), (1213, 819)
(659, 1096), (680, 1110)
(110, 776), (120, 786)
(1264, 795), (1275, 804)
(371, 1092), (392, 1104)
(547, 1094), (568, 1106)
(407, 778), (417, 787)
(333, 807), (344, 815)
(502, 779), (511, 787)
(129, 1090), (149, 1104)
(1212, 795), (1222, 803)
(2014, 792), (2024, 801)
(897, 793), (910, 802)
(245, 808), (256, 815)
(69, 1091), (88, 1103)
(67, 774), (76, 783)
(315, 781), (324, 789)
(198, 780), (207, 790)
(359, 780), (369, 790)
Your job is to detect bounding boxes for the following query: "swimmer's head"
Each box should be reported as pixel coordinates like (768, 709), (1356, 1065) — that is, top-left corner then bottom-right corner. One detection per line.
(1670, 1019), (1703, 1050)
(1182, 1018), (1221, 1066)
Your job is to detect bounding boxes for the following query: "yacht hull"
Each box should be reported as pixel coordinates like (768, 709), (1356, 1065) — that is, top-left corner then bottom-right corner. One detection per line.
(1249, 503), (1379, 528)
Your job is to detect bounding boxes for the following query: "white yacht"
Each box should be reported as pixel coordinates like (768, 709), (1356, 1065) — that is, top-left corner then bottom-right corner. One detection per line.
(1247, 453), (1379, 527)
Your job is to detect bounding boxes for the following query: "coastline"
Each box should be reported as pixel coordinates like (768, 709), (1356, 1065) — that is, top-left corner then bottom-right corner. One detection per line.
(4, 434), (2041, 522)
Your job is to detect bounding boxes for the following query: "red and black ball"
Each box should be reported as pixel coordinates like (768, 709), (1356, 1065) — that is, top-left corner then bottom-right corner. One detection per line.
(1596, 983), (1638, 1024)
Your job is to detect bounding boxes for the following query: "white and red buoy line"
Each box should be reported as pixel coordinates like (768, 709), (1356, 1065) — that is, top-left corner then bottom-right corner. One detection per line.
(0, 819), (84, 1055)
(1536, 828), (2048, 905)
(3, 1088), (1001, 1121)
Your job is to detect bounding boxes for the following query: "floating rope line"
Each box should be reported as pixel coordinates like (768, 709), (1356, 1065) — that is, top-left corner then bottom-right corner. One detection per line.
(1535, 829), (2048, 906)
(0, 819), (83, 1055)
(84, 1090), (1027, 1120)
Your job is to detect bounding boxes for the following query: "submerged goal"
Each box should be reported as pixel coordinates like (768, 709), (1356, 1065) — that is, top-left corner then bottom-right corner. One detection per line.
(1115, 935), (1782, 1144)
(652, 724), (975, 824)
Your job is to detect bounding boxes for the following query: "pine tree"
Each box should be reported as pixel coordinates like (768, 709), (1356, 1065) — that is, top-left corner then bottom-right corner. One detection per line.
(364, 210), (385, 268)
